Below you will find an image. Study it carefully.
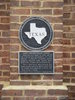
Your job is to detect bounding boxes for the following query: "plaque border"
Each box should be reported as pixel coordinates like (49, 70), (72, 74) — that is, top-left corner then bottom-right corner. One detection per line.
(18, 51), (54, 74)
(19, 17), (54, 51)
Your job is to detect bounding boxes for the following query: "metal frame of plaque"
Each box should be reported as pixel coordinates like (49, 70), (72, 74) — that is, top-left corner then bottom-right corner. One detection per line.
(19, 17), (54, 50)
(18, 51), (54, 74)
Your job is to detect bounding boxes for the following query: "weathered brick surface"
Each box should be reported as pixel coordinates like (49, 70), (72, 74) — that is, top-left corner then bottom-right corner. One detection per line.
(0, 0), (10, 89)
(9, 0), (64, 86)
(63, 0), (75, 99)
(2, 90), (22, 96)
(1, 86), (68, 100)
(0, 0), (75, 99)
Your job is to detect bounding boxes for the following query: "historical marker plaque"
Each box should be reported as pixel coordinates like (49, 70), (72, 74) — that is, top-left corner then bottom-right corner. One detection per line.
(19, 51), (54, 74)
(19, 17), (54, 50)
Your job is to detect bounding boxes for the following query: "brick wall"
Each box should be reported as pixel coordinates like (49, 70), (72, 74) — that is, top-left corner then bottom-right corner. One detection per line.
(63, 0), (75, 99)
(63, 0), (75, 85)
(0, 0), (10, 86)
(10, 0), (63, 86)
(0, 0), (75, 99)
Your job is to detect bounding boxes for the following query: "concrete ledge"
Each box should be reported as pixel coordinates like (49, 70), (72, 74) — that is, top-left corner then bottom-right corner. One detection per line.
(2, 85), (68, 100)
(2, 85), (67, 90)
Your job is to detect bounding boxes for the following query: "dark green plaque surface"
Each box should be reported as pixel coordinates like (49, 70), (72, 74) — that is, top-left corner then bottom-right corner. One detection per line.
(19, 51), (54, 74)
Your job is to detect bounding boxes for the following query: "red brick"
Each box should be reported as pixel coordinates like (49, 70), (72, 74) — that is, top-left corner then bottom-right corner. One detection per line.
(0, 4), (6, 9)
(10, 53), (18, 59)
(32, 9), (52, 15)
(10, 38), (20, 43)
(0, 65), (9, 70)
(20, 16), (29, 22)
(36, 97), (57, 100)
(43, 75), (52, 80)
(2, 90), (22, 96)
(64, 72), (75, 77)
(10, 67), (18, 73)
(63, 39), (70, 45)
(53, 9), (63, 15)
(0, 71), (2, 76)
(63, 19), (75, 25)
(71, 59), (75, 64)
(72, 53), (75, 58)
(6, 3), (10, 10)
(63, 78), (70, 83)
(10, 45), (19, 51)
(53, 81), (62, 85)
(1, 17), (10, 23)
(63, 53), (70, 58)
(2, 32), (9, 37)
(43, 2), (63, 8)
(71, 66), (75, 71)
(45, 16), (62, 23)
(10, 81), (30, 85)
(25, 90), (45, 96)
(0, 84), (3, 90)
(68, 86), (75, 92)
(10, 60), (18, 66)
(0, 11), (9, 16)
(54, 24), (63, 30)
(48, 46), (63, 52)
(21, 1), (41, 7)
(72, 13), (75, 19)
(68, 92), (75, 98)
(64, 0), (71, 4)
(0, 38), (9, 43)
(63, 26), (71, 32)
(0, 51), (10, 57)
(0, 24), (10, 30)
(55, 59), (63, 66)
(4, 45), (10, 50)
(53, 39), (63, 45)
(11, 9), (30, 15)
(32, 81), (52, 85)
(10, 74), (19, 80)
(63, 59), (70, 64)
(43, 74), (63, 80)
(63, 65), (70, 71)
(3, 71), (10, 76)
(70, 47), (75, 51)
(10, 1), (19, 7)
(53, 74), (63, 80)
(55, 67), (63, 72)
(10, 23), (20, 30)
(0, 45), (2, 50)
(2, 58), (10, 63)
(0, 77), (9, 81)
(20, 75), (41, 80)
(10, 31), (18, 37)
(1, 97), (11, 100)
(72, 0), (75, 3)
(71, 6), (75, 12)
(55, 53), (63, 59)
(54, 31), (63, 38)
(72, 39), (75, 45)
(63, 46), (70, 52)
(63, 13), (70, 18)
(14, 97), (34, 100)
(63, 6), (72, 13)
(0, 0), (10, 3)
(48, 90), (68, 95)
(63, 32), (75, 38)
(71, 79), (75, 83)
(10, 16), (19, 22)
